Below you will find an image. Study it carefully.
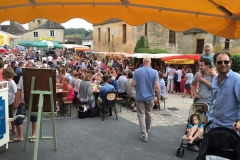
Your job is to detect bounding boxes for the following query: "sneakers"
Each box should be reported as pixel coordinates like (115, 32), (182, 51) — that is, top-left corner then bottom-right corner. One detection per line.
(140, 135), (147, 142)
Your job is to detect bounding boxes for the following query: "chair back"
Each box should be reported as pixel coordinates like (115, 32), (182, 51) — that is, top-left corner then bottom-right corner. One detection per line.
(105, 91), (117, 103)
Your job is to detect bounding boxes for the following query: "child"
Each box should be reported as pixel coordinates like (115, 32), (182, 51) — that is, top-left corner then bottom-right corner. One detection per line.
(3, 67), (17, 136)
(196, 43), (216, 93)
(186, 114), (204, 144)
(10, 76), (37, 143)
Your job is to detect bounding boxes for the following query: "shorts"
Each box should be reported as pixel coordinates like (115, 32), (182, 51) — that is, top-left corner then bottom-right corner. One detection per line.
(14, 102), (25, 125)
(184, 84), (191, 90)
(8, 103), (14, 118)
(98, 97), (102, 103)
(14, 102), (37, 125)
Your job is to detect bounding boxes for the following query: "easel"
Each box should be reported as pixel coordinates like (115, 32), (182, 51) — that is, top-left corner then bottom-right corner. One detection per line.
(23, 77), (57, 160)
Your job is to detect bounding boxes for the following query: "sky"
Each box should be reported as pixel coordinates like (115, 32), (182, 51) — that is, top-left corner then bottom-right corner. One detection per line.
(0, 18), (93, 30)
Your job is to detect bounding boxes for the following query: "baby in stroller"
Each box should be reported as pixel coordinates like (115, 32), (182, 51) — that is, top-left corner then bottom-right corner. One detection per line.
(186, 114), (204, 144)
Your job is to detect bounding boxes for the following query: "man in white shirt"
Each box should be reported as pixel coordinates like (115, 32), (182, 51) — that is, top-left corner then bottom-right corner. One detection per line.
(47, 55), (53, 66)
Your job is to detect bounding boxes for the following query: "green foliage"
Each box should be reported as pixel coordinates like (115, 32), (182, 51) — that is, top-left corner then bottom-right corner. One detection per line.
(231, 54), (240, 72)
(134, 36), (167, 53)
(64, 28), (92, 37)
(135, 48), (168, 54)
(134, 36), (146, 52)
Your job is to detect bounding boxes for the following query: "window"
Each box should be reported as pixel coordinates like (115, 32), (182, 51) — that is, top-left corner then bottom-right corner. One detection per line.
(108, 28), (110, 42)
(98, 28), (101, 41)
(224, 39), (230, 49)
(50, 22), (53, 27)
(50, 30), (55, 36)
(122, 24), (126, 43)
(169, 30), (176, 43)
(145, 23), (148, 36)
(33, 32), (38, 37)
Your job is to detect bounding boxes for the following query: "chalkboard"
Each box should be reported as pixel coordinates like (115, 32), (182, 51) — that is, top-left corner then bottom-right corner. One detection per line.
(22, 68), (56, 112)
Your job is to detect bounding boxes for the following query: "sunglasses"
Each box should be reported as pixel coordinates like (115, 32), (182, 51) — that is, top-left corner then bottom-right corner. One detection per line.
(216, 60), (230, 65)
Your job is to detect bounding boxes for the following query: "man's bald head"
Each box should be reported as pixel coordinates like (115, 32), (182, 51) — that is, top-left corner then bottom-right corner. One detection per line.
(143, 57), (151, 66)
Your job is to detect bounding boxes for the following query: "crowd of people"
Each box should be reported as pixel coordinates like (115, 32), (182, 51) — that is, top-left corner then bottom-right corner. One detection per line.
(2, 42), (240, 146)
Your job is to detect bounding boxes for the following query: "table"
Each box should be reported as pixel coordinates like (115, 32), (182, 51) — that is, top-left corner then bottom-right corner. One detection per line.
(56, 89), (68, 94)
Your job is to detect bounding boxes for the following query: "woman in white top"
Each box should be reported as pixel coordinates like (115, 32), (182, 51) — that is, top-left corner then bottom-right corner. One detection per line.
(182, 68), (194, 98)
(167, 64), (176, 93)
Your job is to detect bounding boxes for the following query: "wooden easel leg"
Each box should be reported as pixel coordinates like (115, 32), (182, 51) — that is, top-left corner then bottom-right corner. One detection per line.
(33, 94), (44, 160)
(49, 78), (57, 151)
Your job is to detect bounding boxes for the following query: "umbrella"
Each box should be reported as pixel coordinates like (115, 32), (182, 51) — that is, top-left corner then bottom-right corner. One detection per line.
(0, 47), (8, 54)
(0, 0), (240, 39)
(32, 40), (62, 49)
(162, 54), (201, 64)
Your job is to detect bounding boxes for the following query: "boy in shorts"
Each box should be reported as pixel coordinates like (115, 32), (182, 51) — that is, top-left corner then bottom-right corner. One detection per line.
(3, 67), (17, 136)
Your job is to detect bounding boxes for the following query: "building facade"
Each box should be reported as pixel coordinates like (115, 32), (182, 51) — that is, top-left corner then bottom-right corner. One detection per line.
(82, 33), (93, 50)
(15, 20), (65, 45)
(93, 19), (240, 54)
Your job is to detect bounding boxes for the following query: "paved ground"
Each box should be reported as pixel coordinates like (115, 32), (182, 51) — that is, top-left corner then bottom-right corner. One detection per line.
(0, 117), (198, 160)
(62, 92), (194, 127)
(0, 90), (198, 160)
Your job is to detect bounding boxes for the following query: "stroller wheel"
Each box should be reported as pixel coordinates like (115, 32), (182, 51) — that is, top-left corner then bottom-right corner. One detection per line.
(176, 147), (184, 157)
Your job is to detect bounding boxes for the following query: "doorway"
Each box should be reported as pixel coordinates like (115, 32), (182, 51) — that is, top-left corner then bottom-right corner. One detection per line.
(196, 39), (204, 54)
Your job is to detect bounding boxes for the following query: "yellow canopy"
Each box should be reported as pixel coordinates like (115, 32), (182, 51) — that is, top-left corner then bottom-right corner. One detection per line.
(165, 59), (195, 64)
(0, 0), (240, 39)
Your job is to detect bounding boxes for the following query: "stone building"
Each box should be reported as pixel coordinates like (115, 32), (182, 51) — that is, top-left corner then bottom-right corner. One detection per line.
(15, 20), (65, 44)
(82, 33), (93, 50)
(93, 19), (240, 54)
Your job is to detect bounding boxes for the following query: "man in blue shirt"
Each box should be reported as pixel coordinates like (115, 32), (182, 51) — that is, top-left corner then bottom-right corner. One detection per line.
(131, 57), (161, 142)
(108, 74), (118, 91)
(97, 75), (115, 110)
(207, 52), (240, 131)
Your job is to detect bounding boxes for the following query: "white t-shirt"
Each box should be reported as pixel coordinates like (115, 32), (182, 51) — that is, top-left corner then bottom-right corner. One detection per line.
(48, 56), (53, 61)
(176, 69), (182, 82)
(17, 76), (24, 101)
(168, 68), (176, 79)
(8, 80), (17, 105)
(185, 73), (193, 84)
(42, 57), (47, 61)
(96, 61), (101, 68)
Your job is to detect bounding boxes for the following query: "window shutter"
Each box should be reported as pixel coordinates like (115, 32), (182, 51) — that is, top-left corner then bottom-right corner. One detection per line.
(54, 30), (56, 37)
(48, 31), (50, 36)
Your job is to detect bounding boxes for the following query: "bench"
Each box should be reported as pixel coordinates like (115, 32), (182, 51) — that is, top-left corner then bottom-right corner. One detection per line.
(159, 97), (168, 111)
(116, 97), (123, 112)
(62, 100), (73, 117)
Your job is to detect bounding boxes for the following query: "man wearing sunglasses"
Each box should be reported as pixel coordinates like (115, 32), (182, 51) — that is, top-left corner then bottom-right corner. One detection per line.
(207, 52), (240, 131)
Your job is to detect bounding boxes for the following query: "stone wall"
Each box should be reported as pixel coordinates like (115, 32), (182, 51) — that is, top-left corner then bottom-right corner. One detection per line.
(14, 29), (64, 45)
(28, 18), (48, 30)
(93, 21), (137, 52)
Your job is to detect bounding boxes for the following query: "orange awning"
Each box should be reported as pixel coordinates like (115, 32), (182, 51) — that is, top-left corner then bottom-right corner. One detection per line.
(74, 47), (90, 51)
(1, 1), (240, 39)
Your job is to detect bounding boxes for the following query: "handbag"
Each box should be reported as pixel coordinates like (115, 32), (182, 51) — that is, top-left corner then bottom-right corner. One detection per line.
(78, 103), (89, 119)
(88, 107), (99, 118)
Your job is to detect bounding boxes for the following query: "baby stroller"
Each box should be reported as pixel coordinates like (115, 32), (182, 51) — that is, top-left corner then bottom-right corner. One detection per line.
(176, 102), (209, 158)
(196, 127), (240, 160)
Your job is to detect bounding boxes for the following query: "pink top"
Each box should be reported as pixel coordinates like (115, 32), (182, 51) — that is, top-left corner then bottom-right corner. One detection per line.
(63, 84), (74, 100)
